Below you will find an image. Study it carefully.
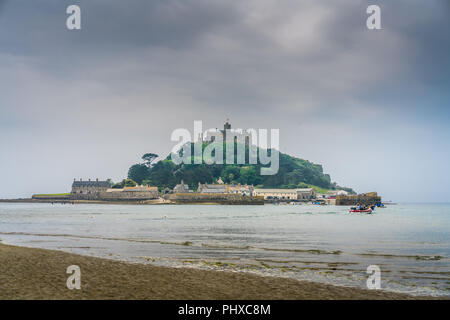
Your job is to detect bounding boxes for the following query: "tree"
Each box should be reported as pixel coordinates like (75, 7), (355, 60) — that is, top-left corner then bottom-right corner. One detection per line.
(147, 160), (177, 189)
(298, 182), (309, 188)
(124, 179), (137, 187)
(126, 145), (350, 191)
(112, 182), (124, 189)
(142, 153), (159, 168)
(221, 165), (240, 183)
(239, 166), (262, 185)
(128, 164), (149, 184)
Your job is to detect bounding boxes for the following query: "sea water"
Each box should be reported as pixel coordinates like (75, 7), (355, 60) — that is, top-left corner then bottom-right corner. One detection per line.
(0, 202), (448, 297)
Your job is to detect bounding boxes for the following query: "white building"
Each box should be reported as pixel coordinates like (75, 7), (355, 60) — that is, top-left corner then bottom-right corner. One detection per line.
(253, 188), (317, 201)
(328, 190), (349, 197)
(253, 189), (298, 200)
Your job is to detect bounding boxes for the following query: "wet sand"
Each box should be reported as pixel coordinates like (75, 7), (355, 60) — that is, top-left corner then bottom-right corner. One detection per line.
(0, 243), (437, 300)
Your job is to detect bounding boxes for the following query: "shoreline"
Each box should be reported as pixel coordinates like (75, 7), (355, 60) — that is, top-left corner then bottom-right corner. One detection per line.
(0, 199), (264, 205)
(0, 242), (441, 300)
(0, 199), (337, 205)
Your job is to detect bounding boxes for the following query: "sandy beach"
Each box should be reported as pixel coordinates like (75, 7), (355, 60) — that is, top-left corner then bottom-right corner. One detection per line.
(0, 243), (438, 300)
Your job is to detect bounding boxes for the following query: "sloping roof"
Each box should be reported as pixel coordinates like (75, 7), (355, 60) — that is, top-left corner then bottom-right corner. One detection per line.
(254, 189), (297, 193)
(229, 184), (253, 190)
(174, 183), (190, 192)
(202, 184), (227, 189)
(72, 181), (110, 188)
(106, 188), (124, 192)
(123, 186), (158, 192)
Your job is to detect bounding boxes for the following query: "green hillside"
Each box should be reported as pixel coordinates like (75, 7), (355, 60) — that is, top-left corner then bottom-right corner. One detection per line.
(125, 143), (355, 194)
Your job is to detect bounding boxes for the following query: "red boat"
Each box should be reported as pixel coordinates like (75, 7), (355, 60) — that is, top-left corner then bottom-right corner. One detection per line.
(349, 208), (373, 214)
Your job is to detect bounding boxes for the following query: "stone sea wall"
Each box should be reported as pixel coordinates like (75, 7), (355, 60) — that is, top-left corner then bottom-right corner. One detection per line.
(168, 193), (264, 205)
(32, 195), (71, 200)
(98, 191), (159, 201)
(335, 195), (381, 206)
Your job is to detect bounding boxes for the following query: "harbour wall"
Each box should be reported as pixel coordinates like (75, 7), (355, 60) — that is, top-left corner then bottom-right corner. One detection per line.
(335, 194), (381, 206)
(167, 193), (264, 205)
(98, 191), (159, 201)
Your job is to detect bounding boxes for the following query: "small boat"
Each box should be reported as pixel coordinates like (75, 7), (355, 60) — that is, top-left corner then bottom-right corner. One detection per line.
(349, 207), (373, 214)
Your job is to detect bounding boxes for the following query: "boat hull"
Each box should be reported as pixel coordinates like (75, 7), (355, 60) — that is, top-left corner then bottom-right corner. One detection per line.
(349, 209), (373, 214)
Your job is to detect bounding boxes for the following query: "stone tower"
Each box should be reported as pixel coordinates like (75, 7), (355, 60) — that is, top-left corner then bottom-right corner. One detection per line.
(223, 119), (231, 141)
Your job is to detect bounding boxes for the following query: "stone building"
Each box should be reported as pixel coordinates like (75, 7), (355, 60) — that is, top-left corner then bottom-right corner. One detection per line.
(71, 179), (111, 200)
(197, 183), (228, 194)
(253, 188), (316, 201)
(100, 185), (159, 201)
(203, 120), (253, 145)
(253, 189), (298, 200)
(196, 182), (254, 196)
(71, 179), (159, 201)
(296, 188), (316, 200)
(173, 180), (191, 193)
(228, 184), (254, 196)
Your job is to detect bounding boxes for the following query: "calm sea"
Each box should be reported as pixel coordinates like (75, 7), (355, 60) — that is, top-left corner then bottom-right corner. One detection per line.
(0, 202), (448, 297)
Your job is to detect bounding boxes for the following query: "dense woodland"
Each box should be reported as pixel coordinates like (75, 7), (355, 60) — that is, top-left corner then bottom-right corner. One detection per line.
(121, 143), (355, 193)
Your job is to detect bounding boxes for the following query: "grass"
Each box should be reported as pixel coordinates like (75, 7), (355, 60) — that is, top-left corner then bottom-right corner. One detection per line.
(32, 193), (71, 197)
(258, 184), (332, 194)
(303, 184), (330, 194)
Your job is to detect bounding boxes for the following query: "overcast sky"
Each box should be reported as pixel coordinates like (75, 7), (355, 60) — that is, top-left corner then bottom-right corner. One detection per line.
(0, 0), (449, 202)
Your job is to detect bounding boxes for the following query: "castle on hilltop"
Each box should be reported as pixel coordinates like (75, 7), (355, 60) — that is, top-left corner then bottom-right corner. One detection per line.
(202, 120), (252, 145)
